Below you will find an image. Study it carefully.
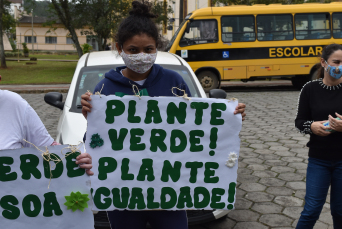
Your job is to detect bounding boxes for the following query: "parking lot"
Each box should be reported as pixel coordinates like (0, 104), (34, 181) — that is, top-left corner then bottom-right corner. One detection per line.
(22, 91), (333, 229)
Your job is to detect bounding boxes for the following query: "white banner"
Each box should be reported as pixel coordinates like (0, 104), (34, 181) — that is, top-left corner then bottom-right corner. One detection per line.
(0, 144), (94, 229)
(87, 95), (241, 211)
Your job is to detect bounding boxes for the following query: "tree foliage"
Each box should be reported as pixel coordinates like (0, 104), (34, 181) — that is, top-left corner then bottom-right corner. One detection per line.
(2, 10), (15, 33)
(22, 0), (174, 54)
(79, 0), (131, 51)
(80, 0), (174, 51)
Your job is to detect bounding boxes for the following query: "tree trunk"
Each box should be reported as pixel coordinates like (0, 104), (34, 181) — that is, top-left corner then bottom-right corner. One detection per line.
(103, 38), (107, 51)
(51, 0), (83, 57)
(70, 29), (83, 57)
(0, 0), (7, 69)
(97, 35), (102, 51)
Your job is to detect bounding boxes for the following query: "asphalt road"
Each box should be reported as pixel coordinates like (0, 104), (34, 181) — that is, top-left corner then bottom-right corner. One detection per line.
(20, 90), (333, 229)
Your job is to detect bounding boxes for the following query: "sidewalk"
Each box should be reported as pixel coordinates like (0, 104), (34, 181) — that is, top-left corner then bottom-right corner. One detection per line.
(0, 80), (292, 93)
(221, 80), (292, 87)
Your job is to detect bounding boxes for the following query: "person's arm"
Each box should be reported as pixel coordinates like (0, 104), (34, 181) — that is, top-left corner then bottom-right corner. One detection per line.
(295, 85), (314, 134)
(295, 85), (330, 136)
(23, 104), (93, 175)
(23, 104), (54, 147)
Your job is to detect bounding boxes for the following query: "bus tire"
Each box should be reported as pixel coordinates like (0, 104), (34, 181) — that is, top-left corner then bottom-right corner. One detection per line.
(197, 71), (219, 93)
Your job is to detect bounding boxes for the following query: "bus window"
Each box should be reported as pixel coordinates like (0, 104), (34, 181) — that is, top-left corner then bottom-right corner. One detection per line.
(179, 20), (218, 47)
(257, 14), (293, 41)
(333, 13), (342, 39)
(221, 16), (255, 42)
(295, 13), (330, 40)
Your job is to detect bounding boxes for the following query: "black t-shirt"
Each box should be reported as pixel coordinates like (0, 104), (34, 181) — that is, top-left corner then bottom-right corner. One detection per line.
(295, 79), (342, 160)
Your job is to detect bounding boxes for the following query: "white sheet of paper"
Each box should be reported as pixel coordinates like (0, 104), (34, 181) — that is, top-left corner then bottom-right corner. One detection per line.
(0, 144), (94, 229)
(87, 95), (241, 211)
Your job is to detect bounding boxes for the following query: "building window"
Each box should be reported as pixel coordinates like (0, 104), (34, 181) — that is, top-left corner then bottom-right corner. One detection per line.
(24, 36), (37, 43)
(86, 35), (98, 51)
(45, 36), (57, 44)
(66, 37), (74, 44)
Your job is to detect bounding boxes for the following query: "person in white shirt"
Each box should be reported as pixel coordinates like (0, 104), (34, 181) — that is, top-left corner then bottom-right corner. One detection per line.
(0, 89), (93, 175)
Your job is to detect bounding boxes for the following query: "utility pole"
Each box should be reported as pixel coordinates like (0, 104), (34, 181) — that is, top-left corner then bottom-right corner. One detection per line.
(31, 9), (34, 54)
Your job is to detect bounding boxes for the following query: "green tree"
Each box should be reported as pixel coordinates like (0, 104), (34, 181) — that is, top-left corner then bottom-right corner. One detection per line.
(79, 0), (173, 51)
(0, 0), (11, 69)
(24, 0), (85, 57)
(79, 0), (131, 51)
(22, 0), (174, 56)
(49, 0), (85, 57)
(151, 0), (173, 35)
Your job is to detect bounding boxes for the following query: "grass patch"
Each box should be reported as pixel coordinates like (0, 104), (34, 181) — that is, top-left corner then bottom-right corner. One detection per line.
(30, 54), (79, 60)
(7, 54), (79, 60)
(0, 61), (77, 84)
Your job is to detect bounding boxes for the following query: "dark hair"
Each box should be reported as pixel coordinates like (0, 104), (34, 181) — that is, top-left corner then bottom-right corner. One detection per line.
(114, 0), (161, 48)
(318, 43), (342, 78)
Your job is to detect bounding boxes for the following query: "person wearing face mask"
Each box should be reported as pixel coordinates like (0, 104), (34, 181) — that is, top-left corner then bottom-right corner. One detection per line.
(81, 1), (246, 229)
(295, 43), (342, 229)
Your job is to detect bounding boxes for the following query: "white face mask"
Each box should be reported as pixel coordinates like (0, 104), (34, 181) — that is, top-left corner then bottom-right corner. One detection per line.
(120, 50), (157, 74)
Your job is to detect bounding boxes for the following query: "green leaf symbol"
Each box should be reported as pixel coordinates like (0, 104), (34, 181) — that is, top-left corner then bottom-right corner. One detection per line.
(90, 133), (104, 149)
(64, 191), (90, 212)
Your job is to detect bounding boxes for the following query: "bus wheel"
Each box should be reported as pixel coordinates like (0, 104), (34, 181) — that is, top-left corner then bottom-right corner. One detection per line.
(198, 71), (219, 93)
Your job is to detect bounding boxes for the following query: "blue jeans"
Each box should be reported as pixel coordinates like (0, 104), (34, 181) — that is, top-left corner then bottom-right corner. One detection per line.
(107, 210), (188, 229)
(296, 157), (342, 229)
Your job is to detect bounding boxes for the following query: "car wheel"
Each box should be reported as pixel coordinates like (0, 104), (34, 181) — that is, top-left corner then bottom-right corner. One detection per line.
(197, 71), (219, 93)
(94, 209), (229, 228)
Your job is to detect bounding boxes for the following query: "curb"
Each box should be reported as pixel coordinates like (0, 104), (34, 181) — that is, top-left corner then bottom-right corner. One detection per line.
(11, 89), (69, 94)
(6, 58), (78, 62)
(0, 85), (70, 94)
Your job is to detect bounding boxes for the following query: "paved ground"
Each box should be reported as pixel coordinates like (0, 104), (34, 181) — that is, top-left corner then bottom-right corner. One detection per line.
(0, 80), (293, 93)
(20, 91), (333, 229)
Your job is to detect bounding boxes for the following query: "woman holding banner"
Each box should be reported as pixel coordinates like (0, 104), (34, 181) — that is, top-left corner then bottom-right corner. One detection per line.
(0, 89), (93, 175)
(81, 1), (245, 228)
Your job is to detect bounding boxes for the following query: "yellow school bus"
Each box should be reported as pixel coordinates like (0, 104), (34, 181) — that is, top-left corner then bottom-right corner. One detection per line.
(165, 3), (342, 91)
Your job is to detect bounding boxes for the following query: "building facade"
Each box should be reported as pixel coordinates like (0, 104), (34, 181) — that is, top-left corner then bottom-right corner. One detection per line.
(16, 16), (90, 52)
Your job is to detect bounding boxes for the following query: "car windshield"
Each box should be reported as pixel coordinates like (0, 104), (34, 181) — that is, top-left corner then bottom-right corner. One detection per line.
(70, 64), (201, 113)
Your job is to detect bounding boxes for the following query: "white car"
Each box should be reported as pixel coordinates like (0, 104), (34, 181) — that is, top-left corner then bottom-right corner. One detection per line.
(45, 50), (229, 228)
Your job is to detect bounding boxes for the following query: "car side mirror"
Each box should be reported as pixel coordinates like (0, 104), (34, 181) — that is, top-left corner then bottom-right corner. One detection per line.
(44, 92), (64, 110)
(209, 89), (227, 99)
